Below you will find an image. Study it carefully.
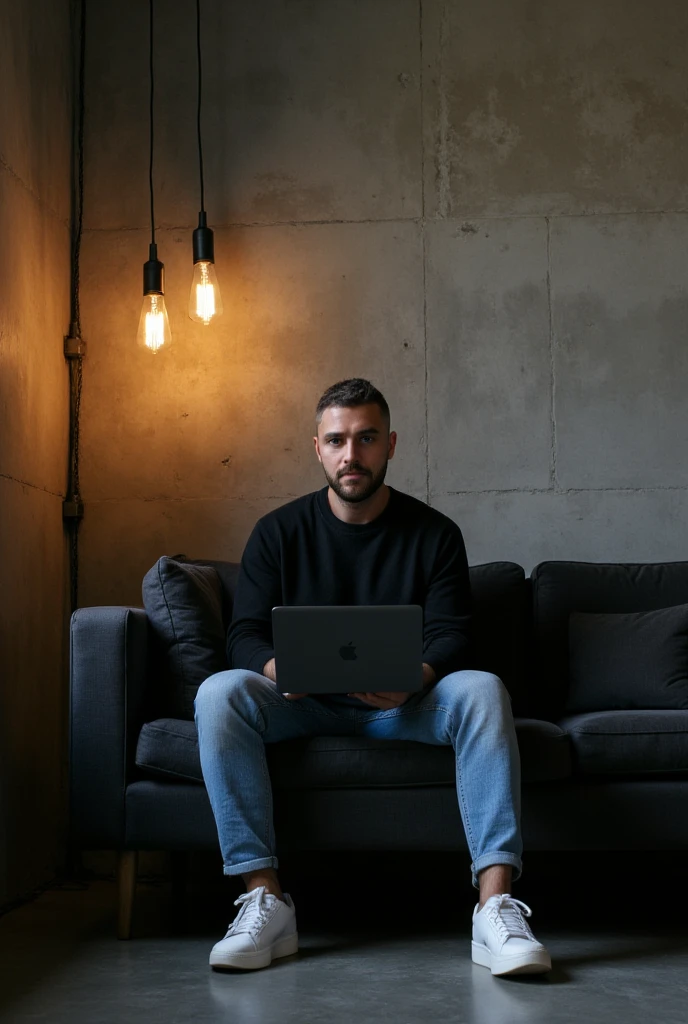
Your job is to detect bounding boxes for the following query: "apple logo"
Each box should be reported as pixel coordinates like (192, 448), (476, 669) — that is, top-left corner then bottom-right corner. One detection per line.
(339, 642), (357, 661)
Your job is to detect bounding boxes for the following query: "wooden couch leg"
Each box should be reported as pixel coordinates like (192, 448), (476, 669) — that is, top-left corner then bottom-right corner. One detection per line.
(117, 850), (138, 939)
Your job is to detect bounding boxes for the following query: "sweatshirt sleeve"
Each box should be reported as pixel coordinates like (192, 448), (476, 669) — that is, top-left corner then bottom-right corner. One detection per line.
(422, 522), (472, 680)
(226, 517), (282, 675)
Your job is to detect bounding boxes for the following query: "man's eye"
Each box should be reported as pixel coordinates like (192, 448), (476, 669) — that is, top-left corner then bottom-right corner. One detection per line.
(361, 436), (374, 443)
(328, 438), (341, 445)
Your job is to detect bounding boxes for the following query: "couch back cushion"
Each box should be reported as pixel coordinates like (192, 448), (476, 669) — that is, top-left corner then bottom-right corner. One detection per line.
(531, 561), (688, 718)
(145, 557), (530, 719)
(466, 562), (530, 712)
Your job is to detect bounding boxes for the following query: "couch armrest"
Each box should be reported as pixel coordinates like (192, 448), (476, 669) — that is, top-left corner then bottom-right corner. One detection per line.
(69, 606), (149, 848)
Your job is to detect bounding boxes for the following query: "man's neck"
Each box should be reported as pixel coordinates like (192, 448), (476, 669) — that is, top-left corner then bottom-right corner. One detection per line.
(327, 483), (391, 525)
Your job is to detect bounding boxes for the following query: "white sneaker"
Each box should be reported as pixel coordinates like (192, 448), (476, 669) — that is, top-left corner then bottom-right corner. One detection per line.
(472, 894), (551, 976)
(209, 886), (298, 970)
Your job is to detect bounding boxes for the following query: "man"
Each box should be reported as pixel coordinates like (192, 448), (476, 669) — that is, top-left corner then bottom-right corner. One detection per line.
(195, 378), (551, 977)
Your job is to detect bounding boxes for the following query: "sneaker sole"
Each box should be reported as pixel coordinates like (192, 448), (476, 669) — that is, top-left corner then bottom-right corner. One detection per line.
(210, 931), (299, 971)
(471, 940), (551, 976)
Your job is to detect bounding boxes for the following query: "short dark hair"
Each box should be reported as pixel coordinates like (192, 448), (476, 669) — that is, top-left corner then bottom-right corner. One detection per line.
(315, 378), (390, 426)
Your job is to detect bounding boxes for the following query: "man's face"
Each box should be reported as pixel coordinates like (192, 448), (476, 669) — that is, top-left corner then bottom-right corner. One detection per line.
(314, 403), (397, 504)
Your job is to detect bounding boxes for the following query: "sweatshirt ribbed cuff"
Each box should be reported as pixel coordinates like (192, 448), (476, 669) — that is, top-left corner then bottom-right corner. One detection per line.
(245, 647), (276, 677)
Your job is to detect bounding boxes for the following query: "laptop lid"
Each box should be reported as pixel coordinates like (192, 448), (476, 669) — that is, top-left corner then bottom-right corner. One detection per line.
(271, 605), (423, 694)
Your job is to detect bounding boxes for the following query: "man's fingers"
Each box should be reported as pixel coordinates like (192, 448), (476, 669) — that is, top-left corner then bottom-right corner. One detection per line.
(348, 692), (381, 706)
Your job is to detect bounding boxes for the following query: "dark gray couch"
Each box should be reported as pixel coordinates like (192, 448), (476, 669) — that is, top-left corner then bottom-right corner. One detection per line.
(70, 559), (688, 937)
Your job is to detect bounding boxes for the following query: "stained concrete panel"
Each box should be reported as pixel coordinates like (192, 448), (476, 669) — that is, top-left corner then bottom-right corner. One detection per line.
(426, 219), (551, 492)
(551, 215), (688, 489)
(422, 0), (688, 217)
(79, 221), (426, 503)
(0, 479), (68, 907)
(0, 168), (70, 494)
(85, 0), (421, 229)
(433, 490), (688, 574)
(79, 496), (293, 608)
(0, 0), (72, 222)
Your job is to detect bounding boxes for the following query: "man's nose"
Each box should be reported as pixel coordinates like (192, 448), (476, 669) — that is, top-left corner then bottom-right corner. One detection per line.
(340, 440), (358, 463)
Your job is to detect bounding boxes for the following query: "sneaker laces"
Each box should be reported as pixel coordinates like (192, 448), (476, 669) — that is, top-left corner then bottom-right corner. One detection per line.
(226, 887), (273, 937)
(486, 895), (535, 943)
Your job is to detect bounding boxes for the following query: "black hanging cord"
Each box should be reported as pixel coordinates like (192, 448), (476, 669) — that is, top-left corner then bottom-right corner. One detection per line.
(196, 0), (205, 212)
(149, 0), (156, 245)
(191, 0), (213, 268)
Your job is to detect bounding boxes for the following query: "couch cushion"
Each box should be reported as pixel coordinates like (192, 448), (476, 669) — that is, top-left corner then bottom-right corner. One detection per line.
(467, 563), (531, 713)
(559, 710), (688, 776)
(531, 561), (688, 717)
(142, 557), (227, 719)
(136, 716), (571, 787)
(188, 559), (241, 628)
(567, 606), (688, 713)
(513, 719), (572, 781)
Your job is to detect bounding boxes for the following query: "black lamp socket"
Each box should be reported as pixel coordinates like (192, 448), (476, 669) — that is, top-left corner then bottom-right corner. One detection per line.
(143, 243), (165, 295)
(193, 211), (215, 264)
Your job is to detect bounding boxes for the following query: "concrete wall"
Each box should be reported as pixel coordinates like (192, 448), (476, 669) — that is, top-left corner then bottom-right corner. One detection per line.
(80, 0), (688, 610)
(0, 1), (72, 904)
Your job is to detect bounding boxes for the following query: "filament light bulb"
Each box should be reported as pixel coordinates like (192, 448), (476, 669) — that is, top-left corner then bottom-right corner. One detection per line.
(137, 292), (171, 352)
(137, 243), (171, 353)
(189, 211), (223, 325)
(189, 259), (223, 325)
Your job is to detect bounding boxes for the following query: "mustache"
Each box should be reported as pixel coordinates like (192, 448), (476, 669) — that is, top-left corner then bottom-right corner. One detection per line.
(338, 464), (371, 478)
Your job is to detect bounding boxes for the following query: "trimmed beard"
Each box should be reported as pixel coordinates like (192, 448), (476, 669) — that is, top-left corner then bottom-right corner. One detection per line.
(324, 460), (388, 504)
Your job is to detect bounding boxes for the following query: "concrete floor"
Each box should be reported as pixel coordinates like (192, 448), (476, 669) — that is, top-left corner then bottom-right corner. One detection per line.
(1, 856), (687, 1024)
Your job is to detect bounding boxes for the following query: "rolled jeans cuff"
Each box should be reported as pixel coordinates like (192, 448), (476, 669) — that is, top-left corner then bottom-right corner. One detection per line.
(223, 855), (279, 877)
(471, 852), (523, 889)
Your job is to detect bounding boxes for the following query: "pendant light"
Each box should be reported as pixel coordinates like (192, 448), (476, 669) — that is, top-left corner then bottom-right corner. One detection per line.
(188, 0), (223, 325)
(137, 0), (171, 352)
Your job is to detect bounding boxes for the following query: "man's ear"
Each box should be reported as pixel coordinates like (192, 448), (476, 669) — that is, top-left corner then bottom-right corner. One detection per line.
(313, 435), (323, 464)
(388, 430), (397, 460)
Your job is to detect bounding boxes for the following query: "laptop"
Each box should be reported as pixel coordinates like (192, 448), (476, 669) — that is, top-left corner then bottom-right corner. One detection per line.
(271, 605), (423, 695)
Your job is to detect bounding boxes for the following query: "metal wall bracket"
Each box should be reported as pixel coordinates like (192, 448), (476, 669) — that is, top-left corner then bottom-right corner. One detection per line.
(64, 334), (85, 359)
(63, 500), (84, 520)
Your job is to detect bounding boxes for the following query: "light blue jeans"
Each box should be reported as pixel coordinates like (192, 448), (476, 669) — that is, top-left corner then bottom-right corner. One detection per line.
(194, 669), (523, 888)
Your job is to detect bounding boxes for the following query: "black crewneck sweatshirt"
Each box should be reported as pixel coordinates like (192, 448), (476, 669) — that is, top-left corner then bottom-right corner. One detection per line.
(227, 486), (472, 681)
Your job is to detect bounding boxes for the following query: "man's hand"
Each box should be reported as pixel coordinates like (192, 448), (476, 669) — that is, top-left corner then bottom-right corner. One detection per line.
(348, 663), (436, 709)
(263, 658), (307, 700)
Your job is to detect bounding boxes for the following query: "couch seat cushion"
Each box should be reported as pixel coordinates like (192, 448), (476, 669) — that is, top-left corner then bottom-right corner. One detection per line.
(559, 710), (688, 776)
(136, 716), (571, 788)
